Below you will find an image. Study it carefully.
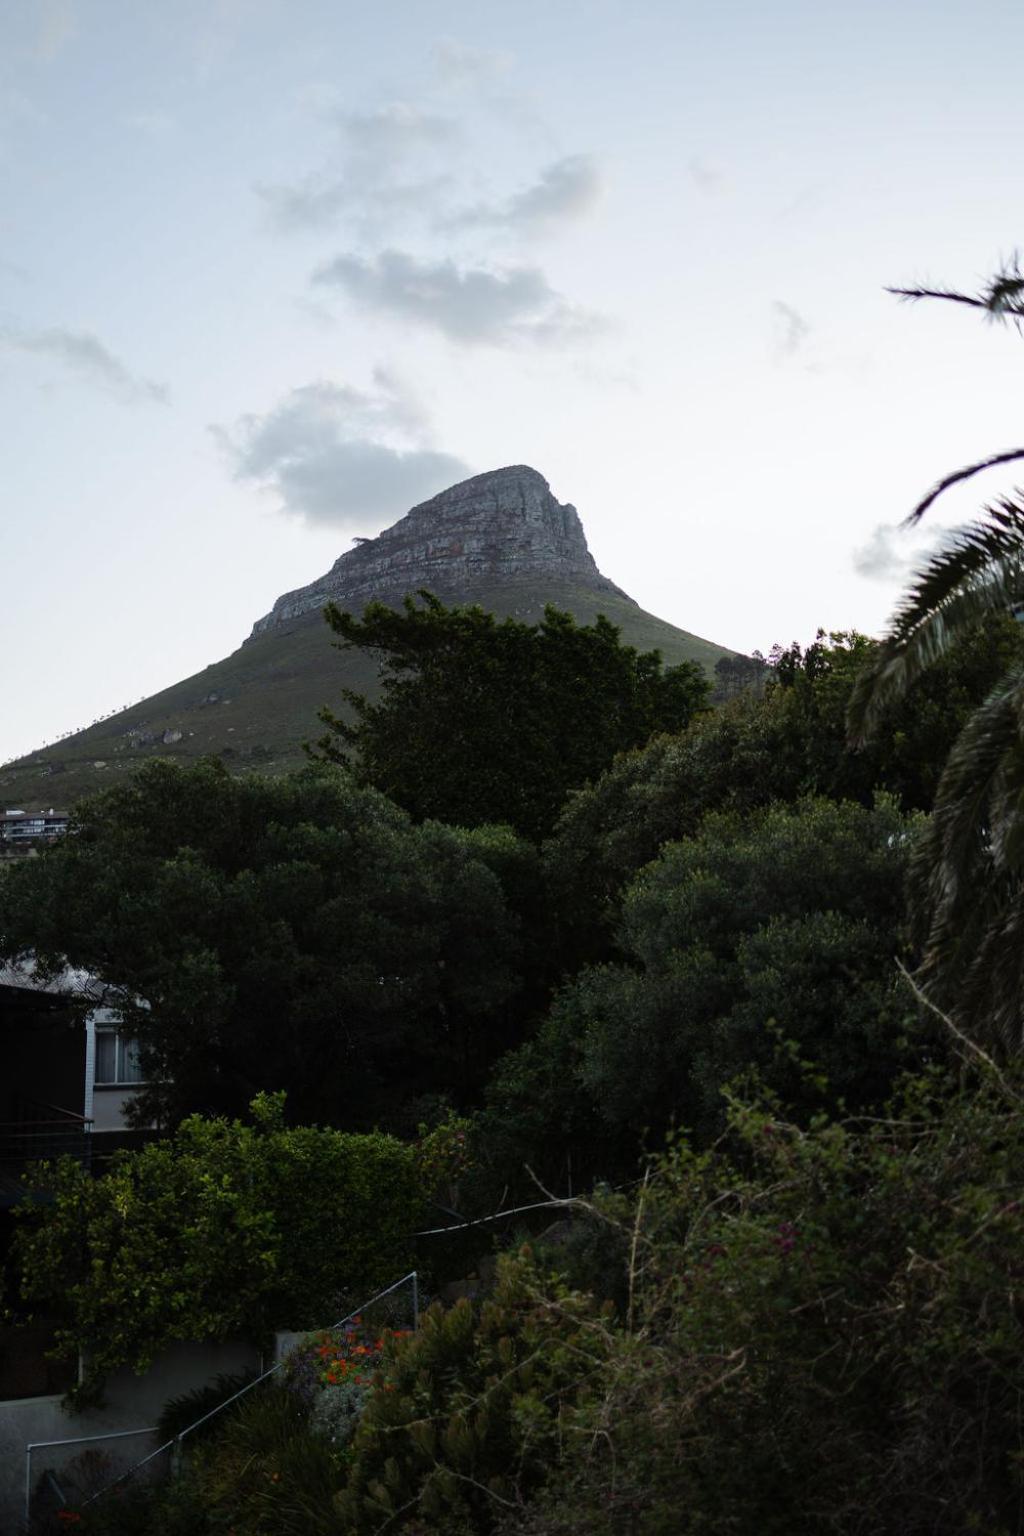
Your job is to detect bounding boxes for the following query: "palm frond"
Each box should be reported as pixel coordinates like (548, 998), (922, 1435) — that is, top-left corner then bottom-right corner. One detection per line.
(888, 254), (1024, 328)
(911, 672), (1024, 918)
(955, 877), (1024, 1054)
(906, 449), (1024, 523)
(887, 285), (992, 311)
(904, 670), (1024, 1051)
(848, 539), (1024, 745)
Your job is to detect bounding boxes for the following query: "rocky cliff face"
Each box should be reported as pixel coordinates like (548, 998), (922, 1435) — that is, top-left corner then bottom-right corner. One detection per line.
(250, 465), (632, 637)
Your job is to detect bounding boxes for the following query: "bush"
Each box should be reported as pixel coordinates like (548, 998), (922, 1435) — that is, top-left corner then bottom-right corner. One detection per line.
(506, 1060), (1024, 1534)
(337, 1250), (609, 1534)
(7, 1092), (424, 1403)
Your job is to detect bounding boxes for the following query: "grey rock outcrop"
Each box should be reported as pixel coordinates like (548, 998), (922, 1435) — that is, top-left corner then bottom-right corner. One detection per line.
(249, 465), (633, 638)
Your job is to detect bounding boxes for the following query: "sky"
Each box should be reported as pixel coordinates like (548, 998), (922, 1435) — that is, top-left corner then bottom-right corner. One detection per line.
(4, 0), (1024, 764)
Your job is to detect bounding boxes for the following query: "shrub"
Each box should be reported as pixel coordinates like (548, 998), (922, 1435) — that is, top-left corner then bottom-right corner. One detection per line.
(7, 1092), (424, 1404)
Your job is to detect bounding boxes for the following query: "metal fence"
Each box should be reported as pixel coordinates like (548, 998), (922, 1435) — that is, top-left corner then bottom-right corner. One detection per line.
(25, 1271), (420, 1528)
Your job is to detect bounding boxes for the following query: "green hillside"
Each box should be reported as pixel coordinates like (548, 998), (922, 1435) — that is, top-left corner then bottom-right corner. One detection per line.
(1, 583), (735, 812)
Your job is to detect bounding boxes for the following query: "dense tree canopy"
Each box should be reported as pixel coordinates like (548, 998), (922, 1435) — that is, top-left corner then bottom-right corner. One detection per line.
(313, 593), (711, 840)
(486, 795), (924, 1187)
(0, 759), (525, 1127)
(546, 620), (1024, 956)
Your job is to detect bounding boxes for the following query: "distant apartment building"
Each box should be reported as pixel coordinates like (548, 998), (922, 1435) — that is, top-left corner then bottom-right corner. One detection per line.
(0, 808), (69, 855)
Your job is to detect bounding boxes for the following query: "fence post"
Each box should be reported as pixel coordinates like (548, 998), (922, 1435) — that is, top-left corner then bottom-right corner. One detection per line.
(412, 1270), (419, 1330)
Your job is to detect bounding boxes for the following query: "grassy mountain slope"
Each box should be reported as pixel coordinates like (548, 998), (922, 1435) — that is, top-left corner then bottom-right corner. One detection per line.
(2, 583), (735, 812)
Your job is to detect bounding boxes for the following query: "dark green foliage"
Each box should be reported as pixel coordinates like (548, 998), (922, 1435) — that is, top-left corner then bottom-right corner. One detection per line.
(507, 1062), (1024, 1535)
(156, 1368), (258, 1444)
(203, 1058), (1024, 1536)
(547, 620), (1024, 952)
(848, 502), (1024, 1052)
(0, 758), (523, 1125)
(75, 1387), (338, 1536)
(313, 593), (711, 840)
(488, 796), (923, 1185)
(710, 648), (768, 701)
(336, 1250), (608, 1534)
(63, 1061), (1024, 1536)
(6, 1092), (423, 1402)
(187, 1386), (339, 1536)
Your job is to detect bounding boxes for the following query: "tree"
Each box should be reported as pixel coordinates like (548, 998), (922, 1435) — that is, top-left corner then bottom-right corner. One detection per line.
(545, 624), (1024, 963)
(486, 796), (923, 1189)
(850, 258), (1024, 1050)
(312, 593), (711, 841)
(5, 1092), (423, 1405)
(0, 759), (523, 1127)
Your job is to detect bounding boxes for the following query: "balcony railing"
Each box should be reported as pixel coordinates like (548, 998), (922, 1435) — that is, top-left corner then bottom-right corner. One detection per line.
(0, 1100), (94, 1172)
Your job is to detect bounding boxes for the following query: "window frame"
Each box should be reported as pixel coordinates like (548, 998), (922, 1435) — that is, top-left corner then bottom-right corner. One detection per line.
(94, 1029), (145, 1086)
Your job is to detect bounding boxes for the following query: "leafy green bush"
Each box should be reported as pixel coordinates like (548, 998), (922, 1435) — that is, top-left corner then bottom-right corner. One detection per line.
(6, 1092), (424, 1403)
(506, 1060), (1024, 1534)
(341, 1057), (1024, 1535)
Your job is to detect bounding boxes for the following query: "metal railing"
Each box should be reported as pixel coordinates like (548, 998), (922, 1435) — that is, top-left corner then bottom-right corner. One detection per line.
(24, 1426), (157, 1529)
(25, 1271), (422, 1523)
(0, 1096), (94, 1175)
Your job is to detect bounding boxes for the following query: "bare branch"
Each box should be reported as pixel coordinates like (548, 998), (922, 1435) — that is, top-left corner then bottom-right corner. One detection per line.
(895, 959), (1021, 1102)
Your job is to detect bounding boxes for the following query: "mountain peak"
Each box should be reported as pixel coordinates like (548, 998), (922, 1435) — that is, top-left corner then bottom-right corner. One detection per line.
(250, 464), (630, 637)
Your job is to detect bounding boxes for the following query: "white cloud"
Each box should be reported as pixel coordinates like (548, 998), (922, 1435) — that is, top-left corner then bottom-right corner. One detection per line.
(772, 301), (811, 360)
(442, 154), (602, 235)
(852, 522), (958, 583)
(0, 326), (168, 403)
(216, 374), (471, 528)
(258, 172), (453, 233)
(341, 102), (458, 160)
(255, 102), (458, 234)
(313, 249), (604, 347)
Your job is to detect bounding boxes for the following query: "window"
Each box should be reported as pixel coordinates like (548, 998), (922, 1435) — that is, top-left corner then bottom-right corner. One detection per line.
(94, 1031), (144, 1085)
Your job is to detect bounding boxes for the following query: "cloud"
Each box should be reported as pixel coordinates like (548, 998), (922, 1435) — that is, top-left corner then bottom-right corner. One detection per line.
(0, 326), (168, 403)
(313, 249), (604, 346)
(255, 102), (458, 233)
(853, 524), (910, 582)
(341, 102), (458, 160)
(853, 522), (957, 582)
(216, 374), (471, 528)
(772, 301), (811, 359)
(442, 154), (602, 235)
(258, 173), (452, 233)
(688, 157), (722, 194)
(432, 39), (514, 84)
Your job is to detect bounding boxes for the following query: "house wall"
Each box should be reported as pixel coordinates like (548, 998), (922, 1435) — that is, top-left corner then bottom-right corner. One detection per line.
(90, 1086), (144, 1134)
(0, 1337), (261, 1530)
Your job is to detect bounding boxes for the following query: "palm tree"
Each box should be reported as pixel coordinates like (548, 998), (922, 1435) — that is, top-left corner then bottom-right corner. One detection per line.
(849, 259), (1024, 1050)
